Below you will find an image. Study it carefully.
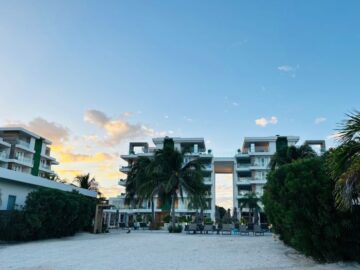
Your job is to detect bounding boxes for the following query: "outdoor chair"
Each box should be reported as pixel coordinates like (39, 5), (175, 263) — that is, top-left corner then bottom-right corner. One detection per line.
(203, 224), (214, 234)
(239, 224), (249, 235)
(253, 224), (265, 236)
(187, 223), (198, 234)
(221, 224), (234, 235)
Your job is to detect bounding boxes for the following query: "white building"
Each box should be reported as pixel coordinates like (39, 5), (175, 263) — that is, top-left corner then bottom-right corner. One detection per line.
(109, 135), (325, 224)
(0, 127), (97, 210)
(111, 138), (215, 222)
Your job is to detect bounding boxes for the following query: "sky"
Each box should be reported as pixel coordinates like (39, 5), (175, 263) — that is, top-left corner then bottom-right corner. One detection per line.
(0, 1), (359, 208)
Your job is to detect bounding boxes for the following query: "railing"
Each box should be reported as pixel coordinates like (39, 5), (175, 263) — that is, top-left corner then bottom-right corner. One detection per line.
(15, 156), (33, 164)
(121, 166), (131, 171)
(16, 140), (31, 149)
(237, 164), (251, 168)
(203, 177), (212, 183)
(40, 164), (51, 170)
(0, 151), (8, 159)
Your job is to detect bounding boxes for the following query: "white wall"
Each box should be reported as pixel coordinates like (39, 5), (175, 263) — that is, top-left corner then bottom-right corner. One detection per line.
(0, 180), (34, 210)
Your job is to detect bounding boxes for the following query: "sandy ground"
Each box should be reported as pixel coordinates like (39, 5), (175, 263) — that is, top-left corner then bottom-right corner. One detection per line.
(0, 230), (359, 270)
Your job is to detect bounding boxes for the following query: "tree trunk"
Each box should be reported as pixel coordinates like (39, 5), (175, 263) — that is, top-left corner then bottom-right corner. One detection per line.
(171, 194), (176, 228)
(151, 196), (155, 229)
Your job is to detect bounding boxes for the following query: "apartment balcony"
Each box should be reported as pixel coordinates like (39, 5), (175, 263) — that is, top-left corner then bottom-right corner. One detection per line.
(0, 151), (9, 161)
(118, 179), (127, 187)
(120, 166), (132, 173)
(39, 164), (56, 174)
(236, 177), (252, 184)
(237, 191), (263, 198)
(0, 138), (11, 148)
(15, 140), (35, 153)
(236, 164), (251, 171)
(203, 177), (212, 185)
(11, 156), (34, 167)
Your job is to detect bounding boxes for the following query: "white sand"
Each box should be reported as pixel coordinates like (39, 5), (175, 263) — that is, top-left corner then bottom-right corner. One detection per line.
(0, 230), (359, 270)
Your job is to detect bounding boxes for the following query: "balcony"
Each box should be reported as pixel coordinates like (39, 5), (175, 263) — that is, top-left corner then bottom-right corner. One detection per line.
(0, 151), (9, 160)
(120, 166), (131, 173)
(13, 156), (33, 167)
(15, 140), (34, 153)
(203, 177), (212, 184)
(202, 164), (213, 171)
(118, 179), (127, 186)
(236, 164), (251, 171)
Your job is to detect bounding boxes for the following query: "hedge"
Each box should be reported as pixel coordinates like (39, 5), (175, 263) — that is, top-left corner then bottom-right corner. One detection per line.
(263, 157), (360, 262)
(0, 188), (96, 241)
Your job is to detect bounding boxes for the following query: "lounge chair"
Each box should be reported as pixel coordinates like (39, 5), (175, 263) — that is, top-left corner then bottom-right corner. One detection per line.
(253, 224), (265, 236)
(221, 224), (233, 235)
(203, 224), (214, 234)
(187, 223), (198, 234)
(239, 224), (250, 235)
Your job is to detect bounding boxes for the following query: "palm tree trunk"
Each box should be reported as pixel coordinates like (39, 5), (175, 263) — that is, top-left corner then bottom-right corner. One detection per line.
(171, 194), (176, 228)
(151, 196), (155, 229)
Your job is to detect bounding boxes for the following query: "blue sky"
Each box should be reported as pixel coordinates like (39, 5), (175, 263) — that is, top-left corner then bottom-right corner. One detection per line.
(0, 1), (359, 203)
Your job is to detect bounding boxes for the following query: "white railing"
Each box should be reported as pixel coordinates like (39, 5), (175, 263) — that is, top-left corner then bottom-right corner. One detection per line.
(17, 140), (31, 149)
(15, 156), (33, 164)
(40, 164), (51, 170)
(0, 151), (8, 159)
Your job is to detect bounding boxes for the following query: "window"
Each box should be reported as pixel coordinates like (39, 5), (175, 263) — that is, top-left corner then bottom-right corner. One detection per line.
(7, 195), (16, 210)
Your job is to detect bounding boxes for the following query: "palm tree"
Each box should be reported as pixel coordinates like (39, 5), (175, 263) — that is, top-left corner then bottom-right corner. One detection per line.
(329, 110), (360, 210)
(154, 140), (207, 229)
(74, 173), (99, 192)
(238, 192), (261, 224)
(270, 145), (317, 170)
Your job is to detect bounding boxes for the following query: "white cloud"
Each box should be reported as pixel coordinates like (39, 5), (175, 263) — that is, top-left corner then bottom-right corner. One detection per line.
(183, 116), (193, 122)
(164, 115), (169, 119)
(5, 117), (69, 144)
(84, 109), (167, 146)
(277, 65), (294, 72)
(255, 116), (278, 127)
(232, 102), (239, 107)
(314, 117), (326, 124)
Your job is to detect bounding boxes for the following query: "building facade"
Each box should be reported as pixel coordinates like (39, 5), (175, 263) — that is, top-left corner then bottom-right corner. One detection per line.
(110, 135), (325, 224)
(0, 127), (97, 211)
(0, 127), (58, 178)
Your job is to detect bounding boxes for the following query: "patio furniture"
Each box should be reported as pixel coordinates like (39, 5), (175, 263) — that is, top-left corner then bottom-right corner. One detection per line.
(221, 224), (234, 235)
(239, 224), (250, 235)
(187, 223), (198, 234)
(140, 222), (149, 230)
(119, 222), (126, 229)
(203, 224), (214, 234)
(253, 224), (265, 236)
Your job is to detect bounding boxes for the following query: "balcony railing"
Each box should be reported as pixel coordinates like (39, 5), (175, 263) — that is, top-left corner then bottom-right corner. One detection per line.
(16, 140), (31, 149)
(0, 151), (8, 159)
(40, 164), (51, 170)
(15, 156), (33, 164)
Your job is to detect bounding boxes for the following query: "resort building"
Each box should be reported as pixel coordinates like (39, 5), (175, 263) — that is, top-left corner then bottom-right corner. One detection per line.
(0, 127), (97, 211)
(0, 127), (58, 178)
(109, 135), (326, 226)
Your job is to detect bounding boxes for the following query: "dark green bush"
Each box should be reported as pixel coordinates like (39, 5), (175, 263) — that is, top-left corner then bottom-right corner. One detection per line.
(162, 214), (171, 223)
(0, 188), (96, 242)
(168, 224), (183, 233)
(263, 157), (360, 262)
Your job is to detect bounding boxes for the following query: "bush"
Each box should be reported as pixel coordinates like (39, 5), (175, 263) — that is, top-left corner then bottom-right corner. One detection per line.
(204, 217), (213, 225)
(263, 157), (360, 262)
(168, 224), (183, 233)
(0, 188), (96, 242)
(162, 214), (171, 223)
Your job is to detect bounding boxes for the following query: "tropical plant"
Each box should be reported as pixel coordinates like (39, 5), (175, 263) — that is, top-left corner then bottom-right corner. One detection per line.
(270, 144), (317, 170)
(154, 139), (207, 229)
(238, 192), (261, 224)
(328, 110), (360, 210)
(74, 173), (99, 192)
(263, 157), (360, 262)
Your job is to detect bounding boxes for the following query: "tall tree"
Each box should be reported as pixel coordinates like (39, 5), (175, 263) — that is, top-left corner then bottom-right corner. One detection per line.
(74, 173), (99, 192)
(328, 110), (360, 210)
(238, 192), (261, 224)
(270, 145), (317, 170)
(155, 139), (207, 228)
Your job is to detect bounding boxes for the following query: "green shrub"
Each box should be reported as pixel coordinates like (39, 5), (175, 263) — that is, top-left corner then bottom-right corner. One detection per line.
(204, 217), (213, 225)
(168, 224), (183, 233)
(263, 157), (360, 262)
(177, 216), (187, 223)
(162, 214), (171, 223)
(0, 188), (96, 242)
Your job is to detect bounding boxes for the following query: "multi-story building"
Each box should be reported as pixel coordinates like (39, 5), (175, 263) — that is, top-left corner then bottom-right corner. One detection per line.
(0, 127), (58, 178)
(109, 135), (325, 226)
(111, 137), (215, 222)
(0, 127), (96, 211)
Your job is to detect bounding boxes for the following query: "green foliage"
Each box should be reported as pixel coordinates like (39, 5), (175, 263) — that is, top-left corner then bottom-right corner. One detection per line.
(204, 217), (213, 225)
(162, 215), (171, 223)
(177, 216), (187, 223)
(263, 157), (360, 262)
(168, 224), (183, 233)
(0, 188), (96, 242)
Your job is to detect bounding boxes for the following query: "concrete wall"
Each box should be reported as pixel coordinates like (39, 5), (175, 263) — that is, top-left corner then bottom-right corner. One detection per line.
(0, 179), (34, 210)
